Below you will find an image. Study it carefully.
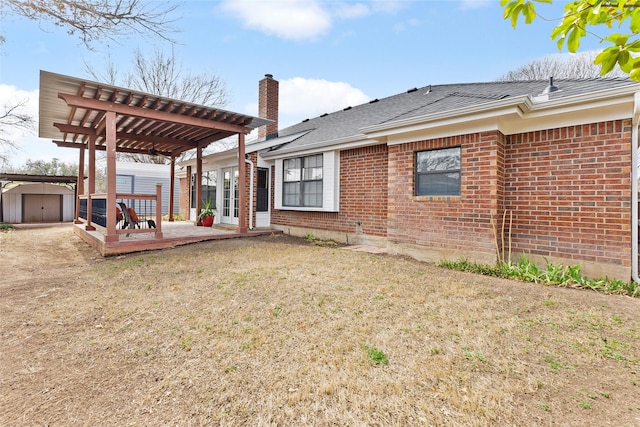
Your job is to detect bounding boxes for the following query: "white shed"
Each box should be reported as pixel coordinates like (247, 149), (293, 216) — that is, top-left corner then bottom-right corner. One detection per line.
(2, 182), (75, 223)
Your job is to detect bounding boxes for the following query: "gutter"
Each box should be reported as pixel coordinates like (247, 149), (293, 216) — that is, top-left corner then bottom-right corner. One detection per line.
(632, 91), (640, 283)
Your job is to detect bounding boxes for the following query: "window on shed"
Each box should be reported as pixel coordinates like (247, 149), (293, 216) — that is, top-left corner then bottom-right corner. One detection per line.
(415, 147), (461, 196)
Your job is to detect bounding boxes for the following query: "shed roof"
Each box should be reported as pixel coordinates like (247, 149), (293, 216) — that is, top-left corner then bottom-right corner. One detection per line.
(0, 173), (78, 184)
(39, 70), (272, 158)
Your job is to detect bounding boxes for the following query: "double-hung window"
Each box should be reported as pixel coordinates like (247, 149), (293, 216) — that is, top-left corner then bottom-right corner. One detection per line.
(283, 154), (323, 207)
(415, 147), (461, 196)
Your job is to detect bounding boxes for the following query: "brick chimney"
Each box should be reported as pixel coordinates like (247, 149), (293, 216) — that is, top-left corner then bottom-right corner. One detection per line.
(258, 73), (279, 140)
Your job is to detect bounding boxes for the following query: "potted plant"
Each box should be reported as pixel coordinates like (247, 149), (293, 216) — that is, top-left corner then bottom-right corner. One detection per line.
(198, 198), (216, 227)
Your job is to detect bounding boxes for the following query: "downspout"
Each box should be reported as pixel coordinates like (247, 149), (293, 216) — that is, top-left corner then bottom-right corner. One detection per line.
(245, 156), (254, 230)
(632, 91), (640, 283)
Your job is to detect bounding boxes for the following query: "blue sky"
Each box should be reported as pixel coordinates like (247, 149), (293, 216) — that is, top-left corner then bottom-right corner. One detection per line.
(0, 0), (609, 167)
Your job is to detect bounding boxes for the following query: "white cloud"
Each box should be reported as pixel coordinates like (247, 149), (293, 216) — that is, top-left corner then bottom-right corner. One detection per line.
(333, 3), (370, 19)
(244, 77), (370, 128)
(219, 0), (405, 41)
(394, 17), (421, 33)
(220, 0), (332, 41)
(281, 77), (370, 117)
(458, 0), (493, 10)
(0, 85), (77, 168)
(370, 0), (410, 14)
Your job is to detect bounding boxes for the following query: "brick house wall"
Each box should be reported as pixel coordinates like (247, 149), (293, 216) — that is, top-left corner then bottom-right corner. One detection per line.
(270, 144), (388, 238)
(178, 166), (191, 220)
(505, 120), (632, 278)
(383, 122), (632, 278)
(387, 131), (504, 263)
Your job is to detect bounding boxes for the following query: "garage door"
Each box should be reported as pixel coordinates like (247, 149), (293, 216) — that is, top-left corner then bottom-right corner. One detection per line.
(23, 194), (62, 223)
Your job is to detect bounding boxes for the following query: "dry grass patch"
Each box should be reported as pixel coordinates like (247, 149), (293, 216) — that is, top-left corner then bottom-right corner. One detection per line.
(1, 227), (640, 426)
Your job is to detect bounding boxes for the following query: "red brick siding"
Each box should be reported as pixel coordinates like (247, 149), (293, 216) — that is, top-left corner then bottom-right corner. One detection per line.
(505, 120), (632, 267)
(178, 174), (190, 220)
(270, 144), (388, 236)
(387, 131), (504, 255)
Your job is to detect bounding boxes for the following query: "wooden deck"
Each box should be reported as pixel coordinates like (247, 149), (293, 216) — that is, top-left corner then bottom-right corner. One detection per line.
(73, 221), (280, 256)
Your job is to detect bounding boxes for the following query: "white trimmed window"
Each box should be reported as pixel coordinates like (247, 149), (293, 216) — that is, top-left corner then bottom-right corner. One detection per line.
(275, 152), (339, 212)
(415, 147), (461, 196)
(283, 154), (323, 207)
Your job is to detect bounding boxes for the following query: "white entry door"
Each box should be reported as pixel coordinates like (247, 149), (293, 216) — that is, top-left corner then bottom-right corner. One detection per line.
(221, 167), (239, 225)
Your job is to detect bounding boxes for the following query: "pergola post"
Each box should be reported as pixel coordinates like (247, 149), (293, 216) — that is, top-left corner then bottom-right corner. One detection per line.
(169, 156), (175, 222)
(185, 165), (192, 221)
(155, 183), (163, 239)
(75, 144), (85, 224)
(105, 111), (118, 242)
(86, 134), (96, 231)
(238, 133), (247, 234)
(195, 146), (203, 226)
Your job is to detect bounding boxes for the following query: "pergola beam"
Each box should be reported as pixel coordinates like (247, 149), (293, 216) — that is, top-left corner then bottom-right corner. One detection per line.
(59, 93), (253, 134)
(53, 140), (177, 157)
(53, 123), (221, 153)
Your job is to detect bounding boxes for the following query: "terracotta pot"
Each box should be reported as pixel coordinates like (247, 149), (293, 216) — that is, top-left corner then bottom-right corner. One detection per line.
(201, 215), (214, 227)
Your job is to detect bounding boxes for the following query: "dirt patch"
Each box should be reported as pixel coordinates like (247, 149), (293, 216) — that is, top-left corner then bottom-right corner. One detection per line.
(1, 225), (639, 426)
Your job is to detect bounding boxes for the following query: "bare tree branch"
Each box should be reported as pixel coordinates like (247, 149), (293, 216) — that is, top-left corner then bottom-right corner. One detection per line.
(4, 0), (180, 48)
(0, 99), (35, 164)
(85, 48), (231, 164)
(124, 48), (230, 107)
(497, 51), (627, 81)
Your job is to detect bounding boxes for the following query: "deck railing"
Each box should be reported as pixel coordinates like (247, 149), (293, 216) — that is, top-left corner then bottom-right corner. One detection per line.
(77, 184), (163, 239)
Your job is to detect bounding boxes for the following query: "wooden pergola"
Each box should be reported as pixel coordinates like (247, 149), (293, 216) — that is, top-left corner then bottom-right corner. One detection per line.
(38, 70), (271, 249)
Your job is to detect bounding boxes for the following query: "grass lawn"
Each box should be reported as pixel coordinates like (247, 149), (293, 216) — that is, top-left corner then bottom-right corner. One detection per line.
(1, 226), (639, 426)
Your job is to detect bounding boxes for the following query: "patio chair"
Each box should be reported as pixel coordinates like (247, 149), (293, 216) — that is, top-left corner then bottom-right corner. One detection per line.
(117, 202), (140, 235)
(116, 206), (124, 227)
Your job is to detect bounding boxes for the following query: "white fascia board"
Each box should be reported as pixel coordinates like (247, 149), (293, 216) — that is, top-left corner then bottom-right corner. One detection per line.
(176, 135), (289, 168)
(526, 84), (639, 113)
(361, 95), (531, 138)
(385, 120), (508, 146)
(365, 85), (640, 143)
(177, 149), (241, 171)
(260, 134), (372, 159)
(245, 130), (313, 154)
(499, 100), (634, 135)
(499, 87), (637, 134)
(381, 107), (526, 146)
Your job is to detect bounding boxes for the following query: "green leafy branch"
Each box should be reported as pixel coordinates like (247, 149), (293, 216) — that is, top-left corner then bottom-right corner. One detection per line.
(502, 0), (640, 80)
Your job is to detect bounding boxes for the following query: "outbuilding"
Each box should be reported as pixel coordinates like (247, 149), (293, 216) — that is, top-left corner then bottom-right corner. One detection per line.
(1, 174), (77, 223)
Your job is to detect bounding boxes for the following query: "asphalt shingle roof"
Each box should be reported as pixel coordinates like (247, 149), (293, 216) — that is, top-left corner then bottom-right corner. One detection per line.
(266, 78), (638, 154)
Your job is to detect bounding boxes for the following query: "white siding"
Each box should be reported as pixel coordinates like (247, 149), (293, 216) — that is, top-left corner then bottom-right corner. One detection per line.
(62, 194), (75, 221)
(3, 193), (21, 223)
(116, 161), (179, 215)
